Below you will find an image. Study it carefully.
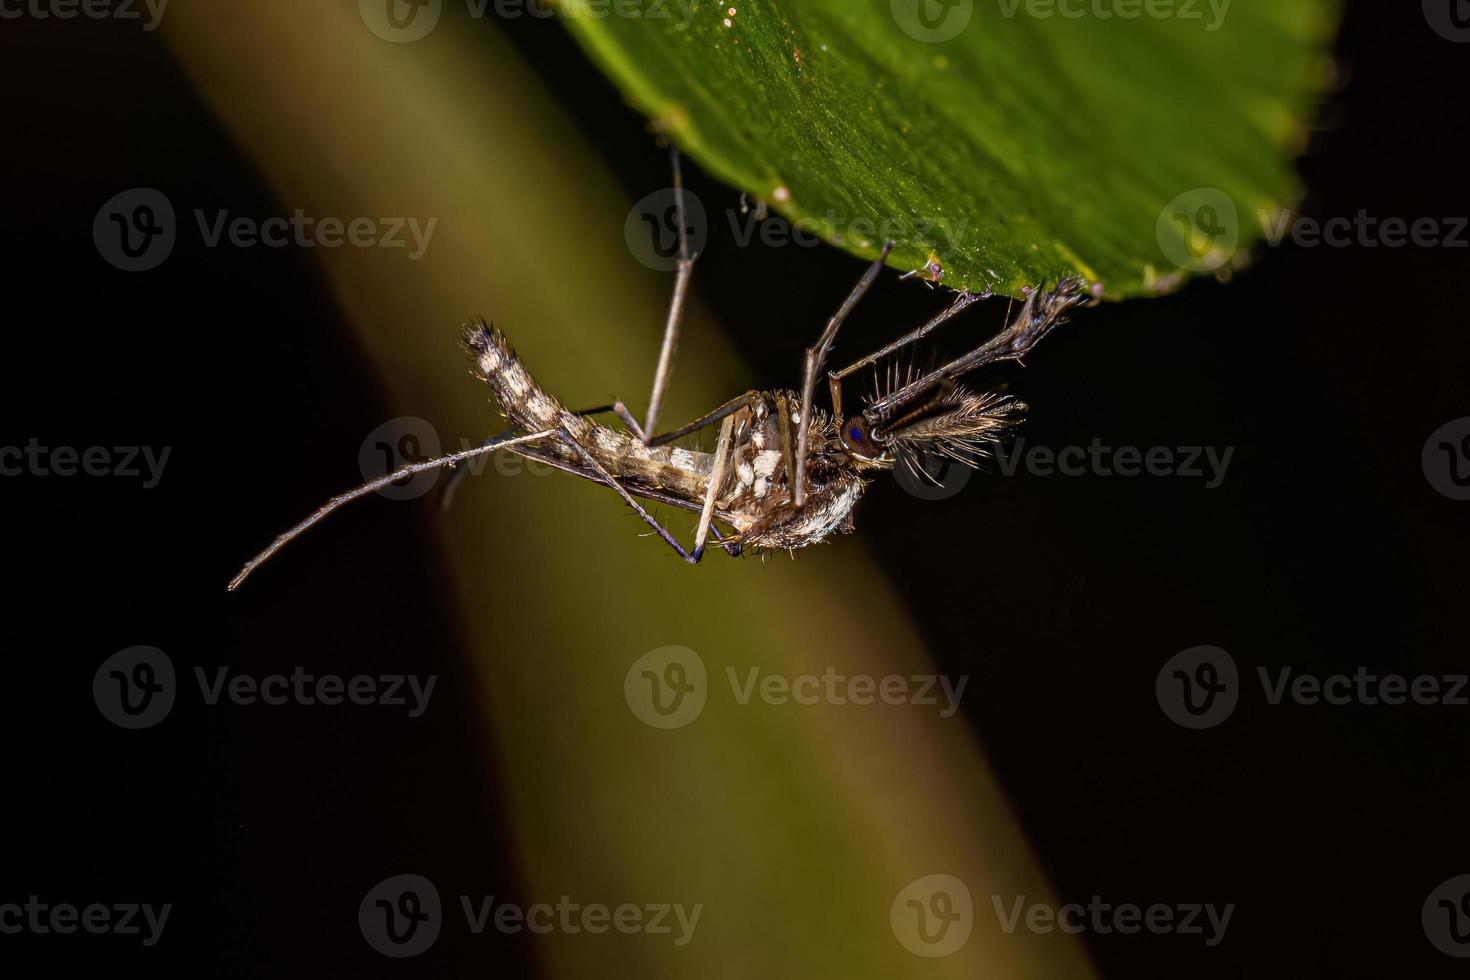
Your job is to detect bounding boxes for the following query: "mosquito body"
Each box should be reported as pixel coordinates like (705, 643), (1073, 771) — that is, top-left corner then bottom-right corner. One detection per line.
(466, 321), (863, 553)
(228, 150), (1089, 590)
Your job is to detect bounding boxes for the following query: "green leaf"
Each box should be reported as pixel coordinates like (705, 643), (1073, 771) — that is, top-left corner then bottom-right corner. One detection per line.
(560, 0), (1340, 298)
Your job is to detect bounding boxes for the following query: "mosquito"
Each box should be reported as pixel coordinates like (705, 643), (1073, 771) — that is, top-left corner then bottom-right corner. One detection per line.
(228, 151), (1090, 590)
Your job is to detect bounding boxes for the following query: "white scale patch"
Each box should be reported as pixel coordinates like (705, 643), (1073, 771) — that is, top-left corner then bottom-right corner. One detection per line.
(752, 450), (781, 477)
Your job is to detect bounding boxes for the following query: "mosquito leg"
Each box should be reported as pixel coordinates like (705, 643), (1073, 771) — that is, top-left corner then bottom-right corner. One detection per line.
(647, 390), (760, 447)
(230, 428), (557, 591)
(641, 147), (695, 443)
(826, 289), (985, 419)
(794, 240), (895, 506)
(559, 393), (741, 448)
(555, 423), (700, 563)
(507, 442), (742, 557)
(546, 403), (647, 441)
(774, 391), (796, 492)
(692, 414), (736, 559)
(439, 427), (524, 512)
(864, 276), (1087, 422)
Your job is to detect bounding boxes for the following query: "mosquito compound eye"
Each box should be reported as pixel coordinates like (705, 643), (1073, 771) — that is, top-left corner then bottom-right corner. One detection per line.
(841, 416), (883, 459)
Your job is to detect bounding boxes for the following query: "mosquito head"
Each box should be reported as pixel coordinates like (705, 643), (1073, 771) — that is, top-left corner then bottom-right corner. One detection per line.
(838, 414), (896, 469)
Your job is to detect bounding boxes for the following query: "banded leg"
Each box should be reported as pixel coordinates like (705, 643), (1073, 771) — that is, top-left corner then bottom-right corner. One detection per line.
(794, 240), (895, 506)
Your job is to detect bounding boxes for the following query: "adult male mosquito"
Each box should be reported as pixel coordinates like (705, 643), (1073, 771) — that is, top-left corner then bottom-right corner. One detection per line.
(229, 152), (1089, 590)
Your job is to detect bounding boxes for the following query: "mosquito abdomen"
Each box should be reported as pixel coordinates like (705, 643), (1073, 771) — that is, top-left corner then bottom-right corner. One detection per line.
(463, 320), (713, 500)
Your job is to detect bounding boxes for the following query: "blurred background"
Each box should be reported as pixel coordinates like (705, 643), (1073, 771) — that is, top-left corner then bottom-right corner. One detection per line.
(3, 1), (1468, 976)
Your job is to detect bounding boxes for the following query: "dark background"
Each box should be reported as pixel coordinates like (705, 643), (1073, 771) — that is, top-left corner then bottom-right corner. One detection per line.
(3, 1), (1467, 976)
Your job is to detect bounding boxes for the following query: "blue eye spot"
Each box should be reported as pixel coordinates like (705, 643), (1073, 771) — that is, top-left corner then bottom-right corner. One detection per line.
(849, 427), (864, 442)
